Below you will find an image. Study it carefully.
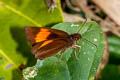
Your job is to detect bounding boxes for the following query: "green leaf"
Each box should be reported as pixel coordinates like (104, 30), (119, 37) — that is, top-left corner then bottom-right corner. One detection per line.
(23, 22), (104, 80)
(108, 35), (120, 64)
(23, 57), (71, 80)
(0, 0), (63, 79)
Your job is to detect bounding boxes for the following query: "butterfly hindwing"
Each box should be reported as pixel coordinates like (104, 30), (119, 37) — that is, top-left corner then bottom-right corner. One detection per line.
(31, 38), (68, 60)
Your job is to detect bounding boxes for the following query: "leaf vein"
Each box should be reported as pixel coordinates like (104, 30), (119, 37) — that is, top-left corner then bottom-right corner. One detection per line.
(0, 1), (41, 26)
(0, 49), (18, 69)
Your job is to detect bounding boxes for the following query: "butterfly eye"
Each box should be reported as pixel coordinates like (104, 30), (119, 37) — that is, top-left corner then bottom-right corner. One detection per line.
(75, 37), (79, 41)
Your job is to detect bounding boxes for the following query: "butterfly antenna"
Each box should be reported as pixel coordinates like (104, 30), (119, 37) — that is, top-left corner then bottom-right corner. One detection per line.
(82, 38), (97, 48)
(77, 18), (87, 33)
(77, 15), (97, 48)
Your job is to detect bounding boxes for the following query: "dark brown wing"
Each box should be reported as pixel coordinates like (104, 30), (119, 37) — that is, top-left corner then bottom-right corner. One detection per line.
(24, 27), (69, 45)
(31, 38), (68, 60)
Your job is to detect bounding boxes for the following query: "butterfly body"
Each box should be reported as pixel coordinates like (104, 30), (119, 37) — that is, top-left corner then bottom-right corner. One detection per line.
(24, 27), (81, 60)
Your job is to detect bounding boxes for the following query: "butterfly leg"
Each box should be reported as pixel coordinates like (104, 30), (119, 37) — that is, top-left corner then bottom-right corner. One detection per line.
(74, 45), (81, 48)
(58, 49), (65, 61)
(74, 45), (81, 54)
(72, 45), (81, 60)
(73, 48), (78, 60)
(78, 47), (81, 55)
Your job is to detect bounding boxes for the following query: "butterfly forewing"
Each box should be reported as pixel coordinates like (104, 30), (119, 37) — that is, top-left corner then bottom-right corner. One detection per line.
(24, 27), (69, 45)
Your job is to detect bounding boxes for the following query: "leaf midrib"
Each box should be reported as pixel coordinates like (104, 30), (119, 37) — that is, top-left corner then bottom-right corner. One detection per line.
(0, 1), (41, 26)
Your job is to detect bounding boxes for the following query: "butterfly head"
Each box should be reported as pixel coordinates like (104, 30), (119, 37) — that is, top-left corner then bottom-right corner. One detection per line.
(71, 33), (82, 41)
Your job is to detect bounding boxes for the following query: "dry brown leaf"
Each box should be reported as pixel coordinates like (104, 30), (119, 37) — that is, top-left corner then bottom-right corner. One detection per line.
(92, 0), (120, 26)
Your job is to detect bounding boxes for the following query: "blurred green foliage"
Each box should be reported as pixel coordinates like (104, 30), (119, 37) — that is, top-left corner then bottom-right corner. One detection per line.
(0, 0), (63, 79)
(108, 35), (120, 64)
(101, 64), (120, 80)
(101, 35), (120, 80)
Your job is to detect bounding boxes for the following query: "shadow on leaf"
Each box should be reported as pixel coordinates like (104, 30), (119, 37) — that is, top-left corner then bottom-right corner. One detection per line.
(10, 27), (36, 79)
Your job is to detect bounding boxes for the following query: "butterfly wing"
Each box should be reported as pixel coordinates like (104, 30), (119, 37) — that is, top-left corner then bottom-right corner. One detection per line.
(24, 27), (69, 45)
(32, 38), (68, 59)
(24, 27), (69, 59)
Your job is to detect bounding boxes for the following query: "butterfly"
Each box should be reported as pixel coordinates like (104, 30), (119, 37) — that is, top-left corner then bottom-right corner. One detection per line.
(24, 26), (82, 60)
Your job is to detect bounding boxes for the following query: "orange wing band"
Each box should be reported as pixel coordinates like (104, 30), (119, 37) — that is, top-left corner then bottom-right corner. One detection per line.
(39, 40), (53, 48)
(35, 28), (51, 43)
